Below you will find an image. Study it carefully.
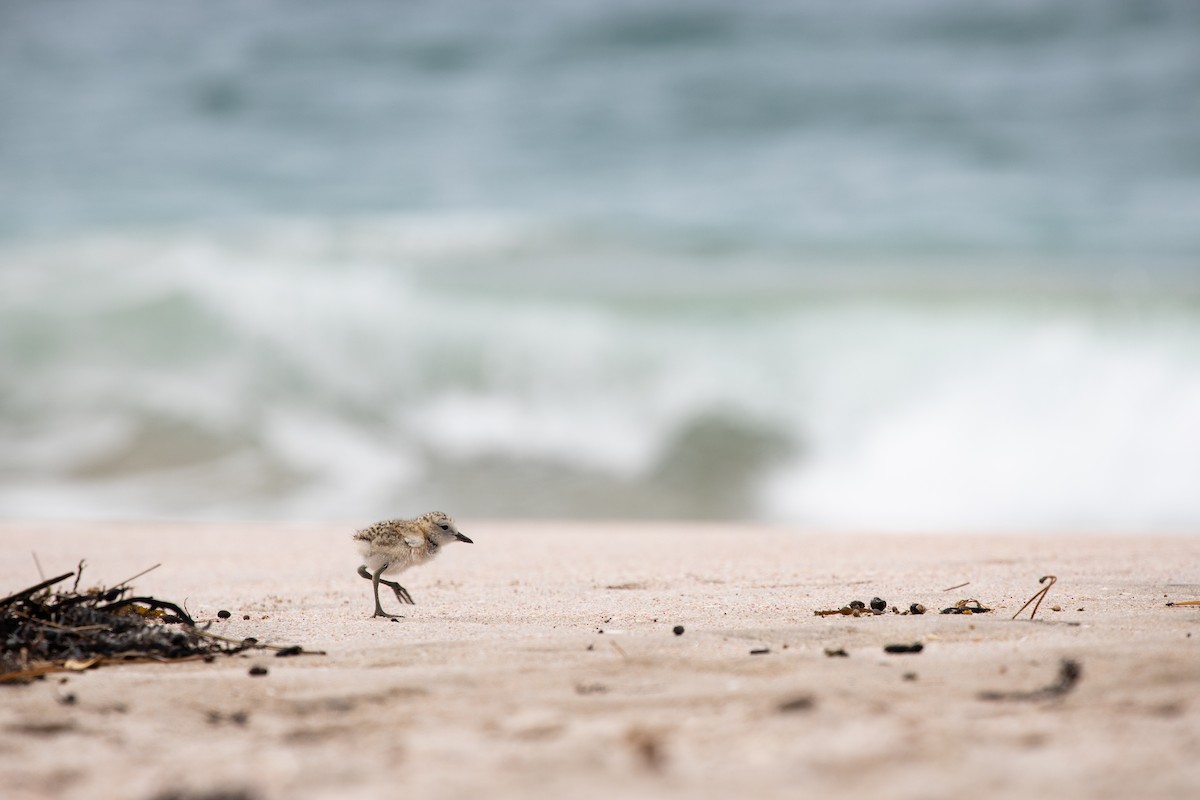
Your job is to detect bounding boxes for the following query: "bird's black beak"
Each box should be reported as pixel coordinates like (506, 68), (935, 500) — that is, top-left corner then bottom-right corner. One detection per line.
(456, 533), (474, 544)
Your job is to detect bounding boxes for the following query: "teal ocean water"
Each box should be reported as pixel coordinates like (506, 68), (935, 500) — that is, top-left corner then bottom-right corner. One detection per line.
(2, 1), (1199, 529)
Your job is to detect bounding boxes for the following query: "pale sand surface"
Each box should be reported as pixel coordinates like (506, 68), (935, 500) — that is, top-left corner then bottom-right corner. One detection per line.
(2, 521), (1199, 800)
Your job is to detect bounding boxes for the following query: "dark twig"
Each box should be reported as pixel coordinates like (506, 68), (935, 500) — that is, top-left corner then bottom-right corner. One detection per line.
(112, 563), (161, 590)
(190, 629), (326, 656)
(1011, 575), (1057, 621)
(0, 571), (74, 610)
(979, 659), (1081, 702)
(942, 581), (970, 592)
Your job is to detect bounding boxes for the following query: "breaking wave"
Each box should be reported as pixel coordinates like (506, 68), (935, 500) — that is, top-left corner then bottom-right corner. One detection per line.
(2, 217), (1199, 531)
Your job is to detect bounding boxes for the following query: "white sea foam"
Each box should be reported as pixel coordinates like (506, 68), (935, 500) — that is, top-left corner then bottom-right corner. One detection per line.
(762, 313), (1200, 531)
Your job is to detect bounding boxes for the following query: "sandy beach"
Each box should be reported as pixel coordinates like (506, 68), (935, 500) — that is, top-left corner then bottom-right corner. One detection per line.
(2, 521), (1198, 800)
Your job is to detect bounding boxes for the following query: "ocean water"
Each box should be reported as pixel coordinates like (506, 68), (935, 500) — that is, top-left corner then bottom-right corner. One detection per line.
(2, 1), (1199, 530)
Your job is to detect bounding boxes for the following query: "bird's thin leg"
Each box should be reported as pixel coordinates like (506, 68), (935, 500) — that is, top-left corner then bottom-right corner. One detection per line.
(358, 564), (414, 605)
(364, 565), (402, 619)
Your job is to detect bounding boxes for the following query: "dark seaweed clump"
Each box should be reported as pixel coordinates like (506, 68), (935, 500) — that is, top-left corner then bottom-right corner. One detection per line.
(1, 565), (279, 684)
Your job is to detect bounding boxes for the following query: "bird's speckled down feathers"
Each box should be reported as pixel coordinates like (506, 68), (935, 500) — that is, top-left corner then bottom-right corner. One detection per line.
(354, 511), (466, 575)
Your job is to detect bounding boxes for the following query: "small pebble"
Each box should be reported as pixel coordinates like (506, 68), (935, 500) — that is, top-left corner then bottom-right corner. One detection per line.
(824, 647), (848, 658)
(1051, 605), (1062, 612)
(217, 610), (231, 619)
(673, 625), (685, 636)
(910, 603), (926, 615)
(870, 597), (886, 611)
(777, 695), (815, 713)
(242, 614), (250, 620)
(248, 666), (268, 677)
(848, 600), (866, 610)
(902, 672), (918, 682)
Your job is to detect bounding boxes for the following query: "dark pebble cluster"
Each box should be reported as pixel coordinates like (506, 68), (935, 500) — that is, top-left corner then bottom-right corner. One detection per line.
(829, 597), (916, 617)
(822, 597), (992, 617)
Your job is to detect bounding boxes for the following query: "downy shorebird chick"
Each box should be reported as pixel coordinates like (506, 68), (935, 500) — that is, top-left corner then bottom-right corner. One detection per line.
(353, 511), (473, 618)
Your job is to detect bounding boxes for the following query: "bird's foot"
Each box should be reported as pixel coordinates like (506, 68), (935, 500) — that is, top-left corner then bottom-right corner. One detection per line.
(372, 611), (404, 619)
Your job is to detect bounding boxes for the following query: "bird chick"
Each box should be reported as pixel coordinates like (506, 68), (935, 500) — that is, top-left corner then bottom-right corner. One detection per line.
(353, 511), (473, 618)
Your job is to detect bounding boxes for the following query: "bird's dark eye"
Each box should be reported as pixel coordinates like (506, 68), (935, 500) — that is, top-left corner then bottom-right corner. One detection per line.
(438, 523), (449, 531)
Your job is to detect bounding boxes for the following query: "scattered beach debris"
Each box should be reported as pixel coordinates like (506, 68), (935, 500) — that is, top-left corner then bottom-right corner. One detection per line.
(815, 597), (986, 617)
(814, 601), (883, 617)
(1166, 600), (1200, 607)
(902, 672), (918, 681)
(824, 647), (848, 657)
(941, 599), (992, 615)
(206, 710), (249, 726)
(1012, 575), (1057, 621)
(575, 683), (609, 695)
(248, 665), (269, 677)
(8, 719), (76, 737)
(883, 643), (924, 654)
(625, 727), (667, 771)
(777, 694), (815, 713)
(1, 563), (320, 684)
(151, 788), (258, 800)
(749, 647), (770, 655)
(673, 625), (685, 636)
(979, 659), (1081, 702)
(217, 610), (232, 619)
(609, 640), (627, 658)
(942, 581), (970, 592)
